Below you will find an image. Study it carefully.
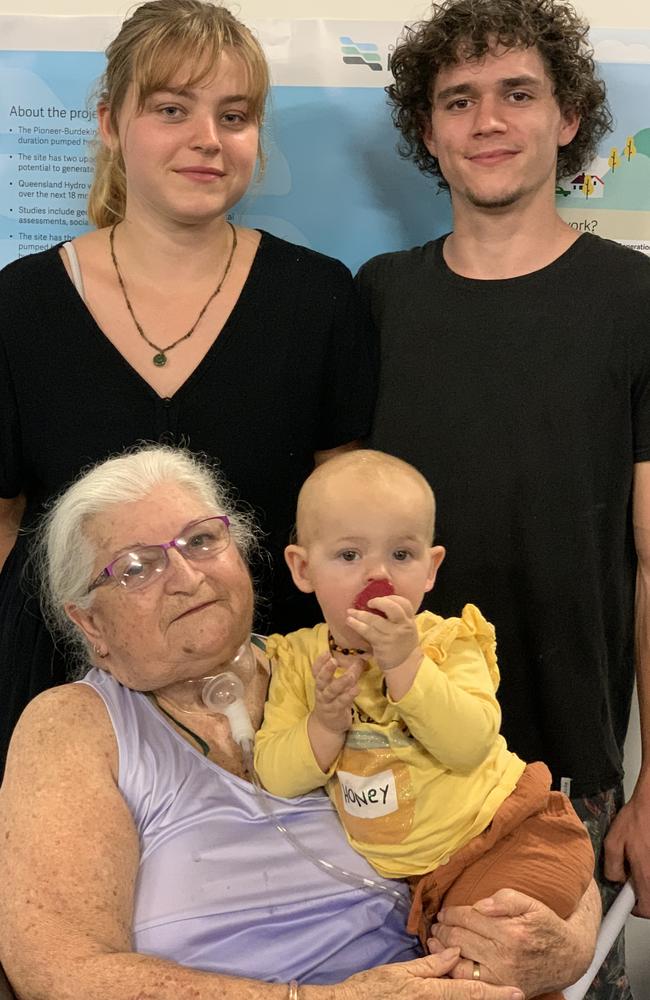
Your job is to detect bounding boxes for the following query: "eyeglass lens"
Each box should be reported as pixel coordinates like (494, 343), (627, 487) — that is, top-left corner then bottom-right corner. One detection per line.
(113, 517), (230, 589)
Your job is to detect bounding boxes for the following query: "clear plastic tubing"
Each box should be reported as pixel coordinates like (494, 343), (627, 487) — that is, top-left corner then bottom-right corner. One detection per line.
(202, 670), (410, 914)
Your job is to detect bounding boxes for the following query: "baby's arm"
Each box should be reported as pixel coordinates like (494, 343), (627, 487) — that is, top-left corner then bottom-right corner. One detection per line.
(254, 645), (363, 796)
(254, 647), (330, 797)
(392, 629), (502, 772)
(348, 603), (502, 772)
(307, 651), (364, 771)
(346, 594), (425, 701)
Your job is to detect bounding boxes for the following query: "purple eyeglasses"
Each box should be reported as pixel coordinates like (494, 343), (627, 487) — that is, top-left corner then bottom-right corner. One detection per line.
(87, 516), (231, 593)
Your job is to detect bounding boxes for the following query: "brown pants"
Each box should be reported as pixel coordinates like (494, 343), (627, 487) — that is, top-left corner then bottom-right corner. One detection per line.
(408, 763), (595, 1000)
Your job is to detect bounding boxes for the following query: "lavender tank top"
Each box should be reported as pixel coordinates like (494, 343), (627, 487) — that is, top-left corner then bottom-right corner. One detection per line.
(80, 668), (420, 984)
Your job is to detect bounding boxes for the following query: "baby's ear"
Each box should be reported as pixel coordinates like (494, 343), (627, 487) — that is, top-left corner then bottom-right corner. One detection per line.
(424, 545), (446, 593)
(284, 544), (315, 594)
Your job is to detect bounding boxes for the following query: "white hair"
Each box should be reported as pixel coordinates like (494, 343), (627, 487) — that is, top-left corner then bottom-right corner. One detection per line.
(33, 445), (258, 669)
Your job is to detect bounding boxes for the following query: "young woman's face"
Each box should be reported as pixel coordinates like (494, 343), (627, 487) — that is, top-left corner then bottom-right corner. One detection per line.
(100, 49), (260, 227)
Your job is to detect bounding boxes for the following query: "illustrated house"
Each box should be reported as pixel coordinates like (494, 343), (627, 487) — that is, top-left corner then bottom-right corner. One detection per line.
(570, 173), (605, 198)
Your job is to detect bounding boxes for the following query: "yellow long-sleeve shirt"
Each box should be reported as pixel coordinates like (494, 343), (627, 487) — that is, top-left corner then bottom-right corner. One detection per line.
(255, 605), (526, 878)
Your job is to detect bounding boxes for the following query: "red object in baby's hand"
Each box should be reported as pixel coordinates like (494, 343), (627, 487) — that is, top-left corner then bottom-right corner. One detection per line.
(353, 579), (395, 618)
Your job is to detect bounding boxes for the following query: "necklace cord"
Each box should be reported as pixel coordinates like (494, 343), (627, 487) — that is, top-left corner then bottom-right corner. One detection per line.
(149, 693), (211, 756)
(109, 220), (238, 366)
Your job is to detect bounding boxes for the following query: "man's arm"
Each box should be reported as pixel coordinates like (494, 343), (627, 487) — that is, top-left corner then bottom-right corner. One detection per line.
(604, 460), (650, 916)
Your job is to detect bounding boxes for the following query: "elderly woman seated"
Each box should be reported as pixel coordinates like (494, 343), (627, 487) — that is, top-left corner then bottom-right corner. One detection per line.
(0, 446), (600, 1000)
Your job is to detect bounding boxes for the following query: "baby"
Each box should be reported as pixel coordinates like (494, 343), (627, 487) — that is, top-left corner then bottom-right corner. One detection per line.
(255, 450), (594, 985)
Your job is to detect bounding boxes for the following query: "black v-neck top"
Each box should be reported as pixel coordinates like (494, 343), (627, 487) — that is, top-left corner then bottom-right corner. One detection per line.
(0, 231), (376, 767)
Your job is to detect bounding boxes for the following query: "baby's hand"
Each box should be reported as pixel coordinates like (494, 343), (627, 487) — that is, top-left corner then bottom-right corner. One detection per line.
(347, 595), (420, 672)
(311, 650), (364, 735)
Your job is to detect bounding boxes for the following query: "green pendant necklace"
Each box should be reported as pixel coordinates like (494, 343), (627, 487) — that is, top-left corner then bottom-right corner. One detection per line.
(109, 221), (238, 367)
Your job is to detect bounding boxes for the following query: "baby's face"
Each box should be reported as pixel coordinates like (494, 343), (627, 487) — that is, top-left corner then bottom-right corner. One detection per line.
(301, 476), (440, 648)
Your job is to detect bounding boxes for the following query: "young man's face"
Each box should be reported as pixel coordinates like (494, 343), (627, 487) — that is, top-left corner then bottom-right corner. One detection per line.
(424, 44), (579, 212)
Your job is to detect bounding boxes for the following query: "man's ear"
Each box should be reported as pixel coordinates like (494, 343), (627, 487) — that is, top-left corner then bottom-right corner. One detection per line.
(558, 107), (581, 148)
(65, 602), (104, 647)
(422, 114), (437, 158)
(424, 545), (446, 593)
(284, 544), (315, 594)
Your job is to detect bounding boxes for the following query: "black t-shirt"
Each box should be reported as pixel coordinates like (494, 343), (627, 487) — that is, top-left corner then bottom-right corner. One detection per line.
(0, 231), (376, 766)
(358, 233), (650, 796)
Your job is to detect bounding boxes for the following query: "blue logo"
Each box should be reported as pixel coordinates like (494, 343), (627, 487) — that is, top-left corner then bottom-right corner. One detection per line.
(340, 36), (382, 72)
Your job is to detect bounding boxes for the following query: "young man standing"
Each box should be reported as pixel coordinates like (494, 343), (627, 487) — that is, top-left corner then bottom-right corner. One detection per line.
(359, 2), (650, 996)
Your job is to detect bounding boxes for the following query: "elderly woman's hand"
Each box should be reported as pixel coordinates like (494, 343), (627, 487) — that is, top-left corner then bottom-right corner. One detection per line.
(426, 885), (601, 997)
(335, 948), (524, 1000)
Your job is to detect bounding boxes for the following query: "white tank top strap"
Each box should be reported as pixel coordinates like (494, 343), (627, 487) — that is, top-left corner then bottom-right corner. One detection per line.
(61, 240), (85, 301)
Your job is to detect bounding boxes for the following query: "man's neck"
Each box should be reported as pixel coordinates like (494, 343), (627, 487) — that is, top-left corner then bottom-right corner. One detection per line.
(443, 200), (581, 280)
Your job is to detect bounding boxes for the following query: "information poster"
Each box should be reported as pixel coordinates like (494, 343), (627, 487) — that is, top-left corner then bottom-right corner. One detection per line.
(1, 17), (649, 270)
(556, 28), (650, 253)
(1, 50), (103, 260)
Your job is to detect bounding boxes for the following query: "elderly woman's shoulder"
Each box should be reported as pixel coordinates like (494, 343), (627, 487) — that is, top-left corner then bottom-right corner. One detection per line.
(5, 682), (116, 778)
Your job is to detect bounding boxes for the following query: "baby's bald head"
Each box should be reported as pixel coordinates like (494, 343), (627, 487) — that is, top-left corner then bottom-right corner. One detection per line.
(296, 449), (436, 547)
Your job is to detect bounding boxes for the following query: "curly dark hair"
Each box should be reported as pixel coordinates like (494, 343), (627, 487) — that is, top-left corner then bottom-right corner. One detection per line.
(388, 0), (612, 186)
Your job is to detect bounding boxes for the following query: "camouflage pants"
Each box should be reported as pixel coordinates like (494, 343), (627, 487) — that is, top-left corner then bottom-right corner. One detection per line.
(570, 784), (633, 1000)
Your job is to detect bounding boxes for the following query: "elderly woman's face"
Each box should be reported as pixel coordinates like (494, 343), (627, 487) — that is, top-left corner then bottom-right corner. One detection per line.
(67, 482), (254, 691)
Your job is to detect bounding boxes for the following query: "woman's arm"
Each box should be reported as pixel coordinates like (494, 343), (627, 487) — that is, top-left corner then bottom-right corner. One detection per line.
(0, 685), (524, 1000)
(314, 442), (360, 465)
(1, 685), (274, 1000)
(0, 494), (25, 571)
(427, 884), (601, 996)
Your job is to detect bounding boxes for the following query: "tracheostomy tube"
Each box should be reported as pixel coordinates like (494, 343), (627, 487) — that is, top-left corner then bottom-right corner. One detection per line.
(201, 669), (255, 774)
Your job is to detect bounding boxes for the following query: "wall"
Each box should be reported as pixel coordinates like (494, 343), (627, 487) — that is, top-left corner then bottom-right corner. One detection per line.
(0, 0), (649, 24)
(0, 0), (647, 991)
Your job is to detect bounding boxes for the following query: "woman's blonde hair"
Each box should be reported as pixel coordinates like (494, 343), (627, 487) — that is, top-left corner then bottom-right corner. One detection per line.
(88, 0), (270, 228)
